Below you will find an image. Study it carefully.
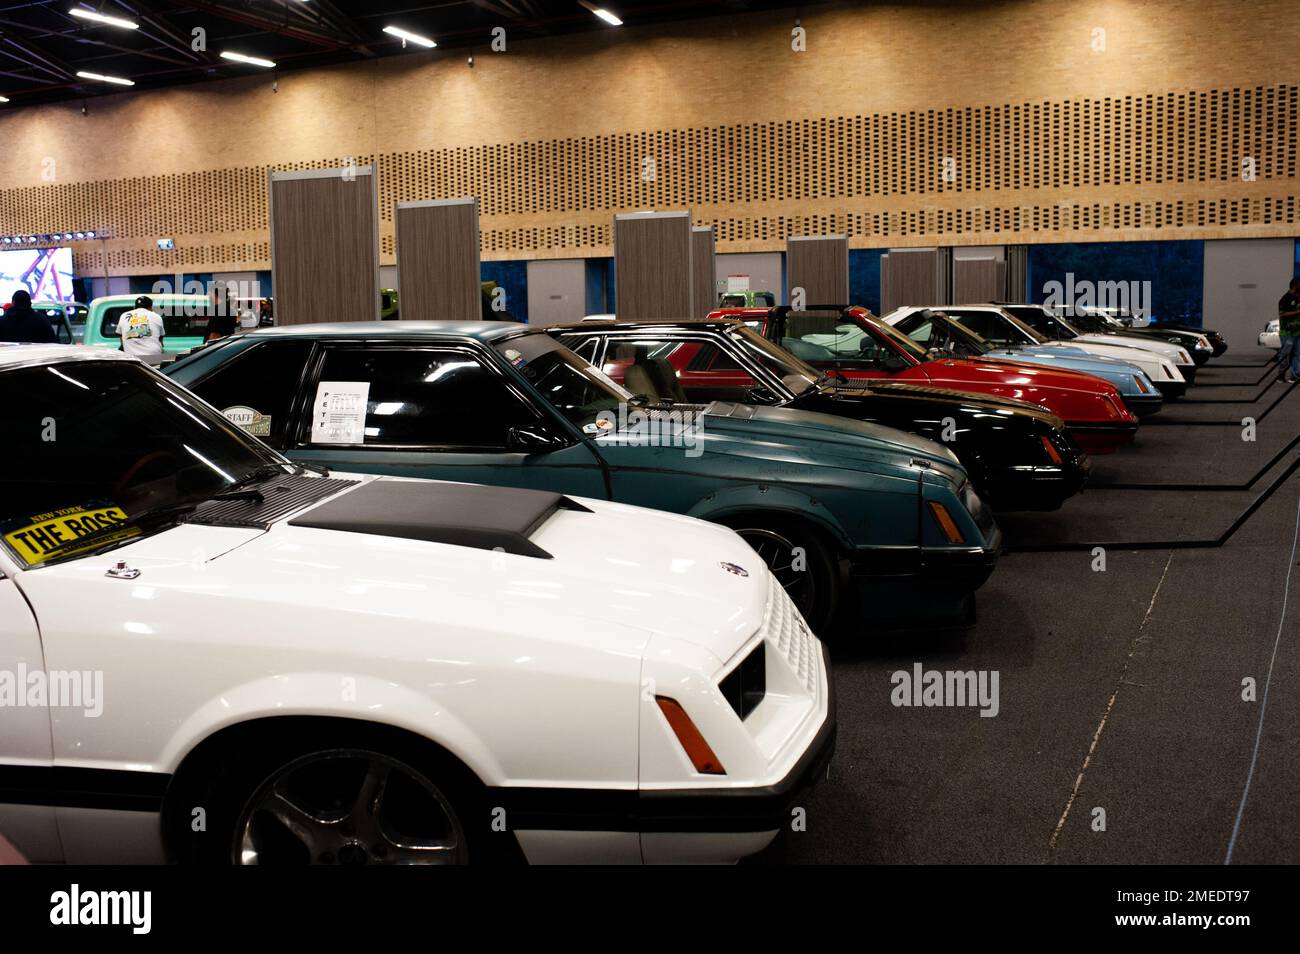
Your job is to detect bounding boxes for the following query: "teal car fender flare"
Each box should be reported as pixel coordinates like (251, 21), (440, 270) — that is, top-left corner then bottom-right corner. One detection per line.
(684, 484), (857, 553)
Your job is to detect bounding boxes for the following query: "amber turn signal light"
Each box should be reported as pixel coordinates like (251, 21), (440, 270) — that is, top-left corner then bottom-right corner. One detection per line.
(927, 501), (966, 545)
(655, 696), (726, 775)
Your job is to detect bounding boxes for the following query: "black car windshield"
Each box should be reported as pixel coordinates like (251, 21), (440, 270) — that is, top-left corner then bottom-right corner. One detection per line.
(494, 332), (633, 430)
(726, 324), (820, 395)
(0, 358), (287, 568)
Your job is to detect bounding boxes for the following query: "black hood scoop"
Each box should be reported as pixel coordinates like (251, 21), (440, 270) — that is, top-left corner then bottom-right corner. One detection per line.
(287, 480), (592, 559)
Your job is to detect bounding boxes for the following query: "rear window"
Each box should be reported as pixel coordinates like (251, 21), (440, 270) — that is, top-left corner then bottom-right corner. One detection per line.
(101, 305), (212, 338)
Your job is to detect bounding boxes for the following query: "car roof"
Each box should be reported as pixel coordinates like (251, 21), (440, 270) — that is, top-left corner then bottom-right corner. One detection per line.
(0, 343), (133, 369)
(549, 318), (742, 332)
(88, 294), (212, 307)
(243, 320), (532, 343)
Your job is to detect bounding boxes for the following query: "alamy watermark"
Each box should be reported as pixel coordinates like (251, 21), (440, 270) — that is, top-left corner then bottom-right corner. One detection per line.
(0, 665), (103, 717)
(1042, 271), (1152, 322)
(585, 403), (705, 458)
(890, 663), (1000, 717)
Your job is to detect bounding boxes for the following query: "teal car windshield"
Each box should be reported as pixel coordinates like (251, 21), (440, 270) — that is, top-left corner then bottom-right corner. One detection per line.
(494, 332), (634, 430)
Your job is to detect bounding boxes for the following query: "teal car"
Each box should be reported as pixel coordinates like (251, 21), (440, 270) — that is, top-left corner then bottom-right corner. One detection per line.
(166, 321), (1001, 632)
(83, 294), (214, 356)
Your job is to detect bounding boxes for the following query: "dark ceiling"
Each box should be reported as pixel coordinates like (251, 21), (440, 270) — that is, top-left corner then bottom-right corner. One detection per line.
(0, 0), (823, 108)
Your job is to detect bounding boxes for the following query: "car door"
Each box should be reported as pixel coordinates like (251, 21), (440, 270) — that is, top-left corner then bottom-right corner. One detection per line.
(0, 563), (61, 863)
(285, 341), (608, 497)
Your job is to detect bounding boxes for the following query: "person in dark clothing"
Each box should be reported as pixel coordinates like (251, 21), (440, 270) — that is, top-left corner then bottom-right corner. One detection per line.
(0, 290), (57, 344)
(206, 287), (237, 341)
(1277, 278), (1300, 383)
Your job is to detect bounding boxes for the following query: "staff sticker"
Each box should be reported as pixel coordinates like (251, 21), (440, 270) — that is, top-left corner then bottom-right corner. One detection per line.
(2, 505), (140, 566)
(223, 405), (272, 437)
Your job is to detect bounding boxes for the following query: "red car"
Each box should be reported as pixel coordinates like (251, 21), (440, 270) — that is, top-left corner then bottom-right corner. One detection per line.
(708, 306), (1138, 454)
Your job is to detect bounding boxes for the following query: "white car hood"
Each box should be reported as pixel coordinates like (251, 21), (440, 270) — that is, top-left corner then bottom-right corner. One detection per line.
(55, 477), (769, 668)
(1073, 333), (1186, 363)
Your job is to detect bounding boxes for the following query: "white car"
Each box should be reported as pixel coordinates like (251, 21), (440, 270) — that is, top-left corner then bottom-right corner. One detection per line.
(882, 304), (1188, 393)
(995, 302), (1197, 379)
(1260, 319), (1280, 350)
(0, 345), (833, 865)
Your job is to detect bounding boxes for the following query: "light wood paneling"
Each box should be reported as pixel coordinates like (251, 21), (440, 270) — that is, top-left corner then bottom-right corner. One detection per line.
(396, 198), (480, 322)
(787, 236), (849, 306)
(269, 168), (378, 325)
(1, 0), (1299, 275)
(614, 211), (692, 320)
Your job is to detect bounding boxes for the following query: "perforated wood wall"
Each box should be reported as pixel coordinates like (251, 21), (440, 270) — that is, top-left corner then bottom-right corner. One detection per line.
(1, 0), (1297, 276)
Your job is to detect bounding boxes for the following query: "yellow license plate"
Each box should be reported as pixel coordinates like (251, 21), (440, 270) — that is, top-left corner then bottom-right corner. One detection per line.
(3, 506), (141, 566)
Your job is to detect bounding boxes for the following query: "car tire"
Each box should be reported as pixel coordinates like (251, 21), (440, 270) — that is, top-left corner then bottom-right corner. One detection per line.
(723, 516), (841, 634)
(172, 723), (498, 866)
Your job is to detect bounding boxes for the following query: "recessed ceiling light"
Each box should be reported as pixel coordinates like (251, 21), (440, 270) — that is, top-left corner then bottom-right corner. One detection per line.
(383, 25), (436, 48)
(68, 7), (139, 30)
(76, 71), (134, 86)
(221, 51), (277, 69)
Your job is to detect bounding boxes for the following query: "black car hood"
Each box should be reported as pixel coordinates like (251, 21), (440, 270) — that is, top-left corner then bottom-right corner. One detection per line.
(814, 380), (1065, 429)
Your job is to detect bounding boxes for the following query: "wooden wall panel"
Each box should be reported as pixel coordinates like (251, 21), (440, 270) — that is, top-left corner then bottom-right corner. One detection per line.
(614, 212), (692, 320)
(691, 226), (716, 317)
(269, 168), (378, 325)
(953, 259), (1007, 304)
(1, 0), (1299, 275)
(787, 236), (849, 306)
(395, 198), (481, 322)
(882, 250), (946, 315)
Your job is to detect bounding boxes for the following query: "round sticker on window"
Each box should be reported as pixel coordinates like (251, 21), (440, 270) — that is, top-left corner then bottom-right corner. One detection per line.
(223, 405), (272, 437)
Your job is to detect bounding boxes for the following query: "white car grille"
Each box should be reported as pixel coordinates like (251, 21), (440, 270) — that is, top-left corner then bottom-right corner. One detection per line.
(765, 572), (820, 695)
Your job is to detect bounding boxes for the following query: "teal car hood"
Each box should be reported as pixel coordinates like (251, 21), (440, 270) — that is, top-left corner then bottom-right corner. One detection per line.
(700, 401), (966, 484)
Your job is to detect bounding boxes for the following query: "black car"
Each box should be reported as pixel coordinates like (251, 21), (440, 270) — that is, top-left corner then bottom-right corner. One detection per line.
(550, 319), (1090, 512)
(1053, 306), (1215, 365)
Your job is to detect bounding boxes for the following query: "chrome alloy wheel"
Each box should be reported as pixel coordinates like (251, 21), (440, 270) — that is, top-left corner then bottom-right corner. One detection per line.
(234, 748), (468, 865)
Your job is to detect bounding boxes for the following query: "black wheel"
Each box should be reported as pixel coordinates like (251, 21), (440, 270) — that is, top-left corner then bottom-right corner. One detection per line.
(174, 724), (488, 865)
(726, 517), (840, 633)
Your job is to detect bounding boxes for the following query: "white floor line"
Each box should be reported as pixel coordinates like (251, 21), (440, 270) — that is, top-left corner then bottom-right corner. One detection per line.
(1047, 551), (1175, 855)
(1224, 490), (1300, 864)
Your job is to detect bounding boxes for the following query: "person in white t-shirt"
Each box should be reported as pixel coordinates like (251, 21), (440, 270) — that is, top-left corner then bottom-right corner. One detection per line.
(116, 296), (166, 366)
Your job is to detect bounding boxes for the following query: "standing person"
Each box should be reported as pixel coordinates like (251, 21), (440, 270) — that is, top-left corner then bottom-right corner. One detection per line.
(206, 286), (237, 342)
(1278, 278), (1300, 383)
(0, 290), (57, 343)
(117, 295), (166, 366)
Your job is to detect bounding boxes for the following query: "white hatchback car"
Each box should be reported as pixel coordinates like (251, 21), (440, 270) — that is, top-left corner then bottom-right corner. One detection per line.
(0, 345), (833, 865)
(1260, 319), (1280, 350)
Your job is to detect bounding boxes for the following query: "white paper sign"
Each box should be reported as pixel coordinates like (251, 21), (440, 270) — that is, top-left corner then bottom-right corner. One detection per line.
(311, 381), (370, 444)
(726, 274), (751, 292)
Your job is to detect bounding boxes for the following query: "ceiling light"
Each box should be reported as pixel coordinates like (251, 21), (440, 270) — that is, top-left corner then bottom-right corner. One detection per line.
(383, 25), (436, 48)
(221, 51), (276, 69)
(578, 2), (623, 25)
(76, 71), (134, 86)
(68, 7), (139, 30)
(0, 96), (9, 103)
